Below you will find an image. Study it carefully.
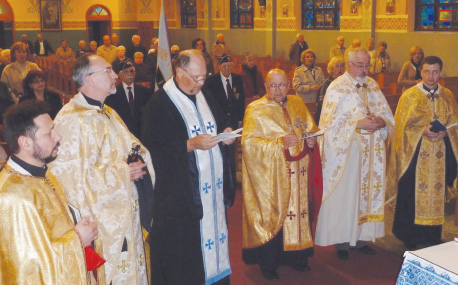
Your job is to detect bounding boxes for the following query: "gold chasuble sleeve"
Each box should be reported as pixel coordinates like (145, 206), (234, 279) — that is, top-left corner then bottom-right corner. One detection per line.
(49, 93), (155, 284)
(0, 167), (87, 284)
(387, 85), (458, 225)
(242, 95), (319, 250)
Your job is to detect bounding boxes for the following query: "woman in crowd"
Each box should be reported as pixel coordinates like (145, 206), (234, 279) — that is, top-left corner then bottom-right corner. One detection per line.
(370, 41), (391, 74)
(20, 70), (62, 119)
(240, 53), (265, 99)
(1, 42), (41, 103)
(192, 38), (215, 76)
(314, 56), (345, 124)
(398, 46), (424, 93)
(293, 49), (324, 102)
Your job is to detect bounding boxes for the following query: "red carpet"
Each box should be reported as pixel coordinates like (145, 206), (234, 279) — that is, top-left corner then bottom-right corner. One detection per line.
(227, 189), (403, 284)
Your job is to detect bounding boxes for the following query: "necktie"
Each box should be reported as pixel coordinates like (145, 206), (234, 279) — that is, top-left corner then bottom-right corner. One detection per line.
(226, 79), (234, 101)
(127, 86), (134, 114)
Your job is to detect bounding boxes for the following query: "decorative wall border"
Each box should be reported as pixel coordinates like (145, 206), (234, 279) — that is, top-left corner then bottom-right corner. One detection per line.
(340, 16), (362, 30)
(212, 19), (226, 29)
(277, 18), (296, 30)
(113, 21), (138, 28)
(376, 15), (407, 31)
(254, 18), (267, 29)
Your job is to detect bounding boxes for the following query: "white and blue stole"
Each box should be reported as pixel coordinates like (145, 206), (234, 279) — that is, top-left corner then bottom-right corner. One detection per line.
(164, 79), (231, 284)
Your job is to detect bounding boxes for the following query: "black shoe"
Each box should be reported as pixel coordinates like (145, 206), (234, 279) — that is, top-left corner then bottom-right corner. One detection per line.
(261, 269), (279, 281)
(337, 249), (349, 260)
(404, 242), (417, 250)
(291, 263), (311, 272)
(358, 245), (376, 255)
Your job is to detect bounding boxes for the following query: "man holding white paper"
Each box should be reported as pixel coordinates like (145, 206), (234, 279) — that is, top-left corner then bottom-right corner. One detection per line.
(388, 56), (458, 249)
(242, 69), (323, 281)
(141, 50), (235, 284)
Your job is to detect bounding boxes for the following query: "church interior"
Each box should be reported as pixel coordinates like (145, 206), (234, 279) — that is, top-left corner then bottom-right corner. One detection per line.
(1, 0), (457, 283)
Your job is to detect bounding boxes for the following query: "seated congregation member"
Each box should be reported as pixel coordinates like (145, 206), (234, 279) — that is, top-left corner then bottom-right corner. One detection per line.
(192, 38), (215, 76)
(370, 41), (391, 75)
(49, 54), (155, 284)
(314, 56), (345, 124)
(388, 56), (458, 250)
(293, 49), (324, 103)
(398, 46), (424, 93)
(1, 42), (41, 103)
(329, 36), (345, 60)
(88, 40), (98, 54)
(126, 35), (147, 60)
(76, 40), (88, 58)
(0, 49), (11, 77)
(0, 80), (14, 123)
(55, 40), (75, 64)
(0, 100), (98, 284)
(111, 45), (130, 72)
(133, 52), (148, 83)
(20, 70), (63, 119)
(105, 60), (152, 138)
(141, 49), (234, 285)
(242, 68), (322, 281)
(240, 53), (266, 99)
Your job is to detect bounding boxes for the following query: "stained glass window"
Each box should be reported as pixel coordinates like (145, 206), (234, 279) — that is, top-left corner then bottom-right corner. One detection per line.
(302, 0), (340, 29)
(231, 0), (253, 29)
(416, 0), (458, 30)
(88, 6), (109, 16)
(181, 0), (197, 28)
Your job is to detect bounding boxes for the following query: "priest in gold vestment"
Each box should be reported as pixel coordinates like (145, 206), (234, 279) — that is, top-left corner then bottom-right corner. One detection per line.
(242, 69), (322, 281)
(388, 56), (458, 249)
(49, 55), (155, 284)
(0, 101), (97, 284)
(315, 48), (394, 260)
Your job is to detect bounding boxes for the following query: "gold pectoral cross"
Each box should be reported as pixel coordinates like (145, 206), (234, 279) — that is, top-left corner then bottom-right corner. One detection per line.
(295, 116), (309, 138)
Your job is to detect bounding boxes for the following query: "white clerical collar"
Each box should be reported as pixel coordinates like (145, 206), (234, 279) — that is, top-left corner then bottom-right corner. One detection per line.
(6, 157), (32, 176)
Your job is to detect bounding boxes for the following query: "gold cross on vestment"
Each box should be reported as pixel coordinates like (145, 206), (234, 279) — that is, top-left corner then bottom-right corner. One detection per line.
(117, 260), (130, 273)
(375, 144), (384, 154)
(295, 116), (309, 137)
(373, 182), (382, 192)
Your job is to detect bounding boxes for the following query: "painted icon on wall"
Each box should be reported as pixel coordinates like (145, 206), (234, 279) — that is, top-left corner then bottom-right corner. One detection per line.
(386, 0), (395, 15)
(40, 0), (62, 31)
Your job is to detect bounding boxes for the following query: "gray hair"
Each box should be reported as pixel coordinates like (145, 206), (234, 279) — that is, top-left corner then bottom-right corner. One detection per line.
(346, 47), (370, 63)
(116, 45), (126, 51)
(72, 54), (94, 90)
(175, 49), (203, 70)
(327, 56), (344, 74)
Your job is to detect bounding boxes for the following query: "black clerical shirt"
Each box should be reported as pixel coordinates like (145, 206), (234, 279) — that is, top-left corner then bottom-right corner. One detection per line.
(10, 155), (47, 177)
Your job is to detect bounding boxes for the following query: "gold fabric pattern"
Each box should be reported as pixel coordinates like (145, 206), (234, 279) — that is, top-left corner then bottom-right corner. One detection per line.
(242, 95), (318, 249)
(0, 163), (88, 284)
(49, 93), (155, 284)
(387, 83), (458, 225)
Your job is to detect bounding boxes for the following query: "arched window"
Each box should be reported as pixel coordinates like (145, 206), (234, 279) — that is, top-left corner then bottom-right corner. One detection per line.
(231, 0), (254, 29)
(302, 0), (340, 29)
(181, 0), (197, 28)
(415, 0), (458, 31)
(86, 5), (112, 44)
(0, 0), (14, 49)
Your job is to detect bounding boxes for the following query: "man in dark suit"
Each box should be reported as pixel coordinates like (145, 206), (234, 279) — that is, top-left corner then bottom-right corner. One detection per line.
(203, 54), (245, 194)
(104, 60), (152, 139)
(289, 33), (308, 67)
(203, 54), (245, 130)
(34, 33), (54, 57)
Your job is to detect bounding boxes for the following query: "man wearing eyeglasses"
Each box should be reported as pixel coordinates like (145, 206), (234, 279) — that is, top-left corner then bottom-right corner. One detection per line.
(105, 60), (152, 138)
(315, 48), (394, 260)
(204, 54), (246, 207)
(241, 68), (322, 281)
(49, 54), (155, 284)
(141, 49), (235, 285)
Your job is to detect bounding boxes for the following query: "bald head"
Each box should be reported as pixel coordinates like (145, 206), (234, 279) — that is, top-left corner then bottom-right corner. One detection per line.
(265, 69), (289, 103)
(175, 50), (207, 95)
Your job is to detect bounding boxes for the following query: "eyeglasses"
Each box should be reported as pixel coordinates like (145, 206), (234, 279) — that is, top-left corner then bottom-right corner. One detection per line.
(88, 67), (112, 76)
(350, 62), (372, 70)
(269, 83), (287, 90)
(220, 63), (233, 70)
(181, 68), (206, 83)
(121, 68), (136, 75)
